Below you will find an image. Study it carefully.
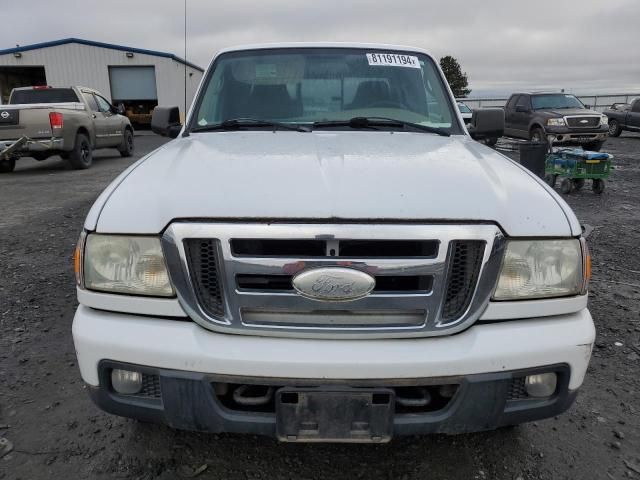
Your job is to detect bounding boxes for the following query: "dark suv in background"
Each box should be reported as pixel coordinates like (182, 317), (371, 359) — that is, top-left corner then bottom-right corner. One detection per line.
(504, 92), (608, 151)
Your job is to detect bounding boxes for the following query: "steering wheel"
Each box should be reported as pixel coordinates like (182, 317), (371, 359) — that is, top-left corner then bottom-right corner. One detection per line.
(367, 100), (409, 109)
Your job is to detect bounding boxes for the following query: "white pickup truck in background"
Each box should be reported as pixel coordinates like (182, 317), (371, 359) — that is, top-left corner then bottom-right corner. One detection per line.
(72, 43), (594, 443)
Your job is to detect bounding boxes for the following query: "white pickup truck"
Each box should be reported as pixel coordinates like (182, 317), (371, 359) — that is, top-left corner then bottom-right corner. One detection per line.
(72, 43), (594, 442)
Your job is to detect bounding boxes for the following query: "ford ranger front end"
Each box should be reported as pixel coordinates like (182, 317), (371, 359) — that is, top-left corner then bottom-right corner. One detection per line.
(72, 43), (594, 442)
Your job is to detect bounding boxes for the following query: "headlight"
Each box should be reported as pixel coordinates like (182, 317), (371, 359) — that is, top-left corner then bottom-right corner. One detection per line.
(546, 118), (566, 127)
(494, 240), (584, 300)
(601, 115), (608, 126)
(83, 234), (174, 297)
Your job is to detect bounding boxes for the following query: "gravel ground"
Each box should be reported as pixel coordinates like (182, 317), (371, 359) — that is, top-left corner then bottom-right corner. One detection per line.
(1, 134), (639, 480)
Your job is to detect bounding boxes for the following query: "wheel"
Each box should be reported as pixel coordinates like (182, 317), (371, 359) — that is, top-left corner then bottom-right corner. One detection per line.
(573, 178), (585, 190)
(0, 158), (16, 173)
(592, 179), (605, 194)
(584, 141), (604, 152)
(118, 129), (134, 157)
(484, 137), (498, 147)
(608, 120), (622, 137)
(68, 134), (93, 170)
(530, 127), (547, 143)
(560, 178), (573, 194)
(544, 174), (558, 188)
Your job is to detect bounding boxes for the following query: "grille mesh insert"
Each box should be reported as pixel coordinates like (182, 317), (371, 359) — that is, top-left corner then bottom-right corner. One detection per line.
(140, 374), (161, 398)
(441, 240), (485, 322)
(507, 377), (528, 400)
(566, 116), (600, 128)
(184, 239), (225, 318)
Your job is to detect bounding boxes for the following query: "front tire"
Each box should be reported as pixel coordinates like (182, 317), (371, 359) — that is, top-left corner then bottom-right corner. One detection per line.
(530, 127), (546, 143)
(608, 120), (622, 137)
(118, 129), (134, 157)
(0, 158), (16, 173)
(68, 134), (93, 170)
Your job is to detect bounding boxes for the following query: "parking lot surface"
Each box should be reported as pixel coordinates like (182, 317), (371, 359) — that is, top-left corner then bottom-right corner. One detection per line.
(1, 134), (639, 479)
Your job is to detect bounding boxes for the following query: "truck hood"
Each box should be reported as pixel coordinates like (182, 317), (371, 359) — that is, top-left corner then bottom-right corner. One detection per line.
(92, 131), (579, 236)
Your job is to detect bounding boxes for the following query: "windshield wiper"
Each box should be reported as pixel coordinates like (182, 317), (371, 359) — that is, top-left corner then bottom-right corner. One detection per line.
(312, 117), (450, 136)
(191, 118), (310, 133)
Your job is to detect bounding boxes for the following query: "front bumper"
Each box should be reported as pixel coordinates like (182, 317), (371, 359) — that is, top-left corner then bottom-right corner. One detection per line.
(73, 306), (594, 437)
(89, 362), (577, 437)
(545, 126), (608, 144)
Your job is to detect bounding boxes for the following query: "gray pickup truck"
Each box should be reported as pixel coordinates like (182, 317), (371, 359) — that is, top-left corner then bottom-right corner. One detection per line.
(503, 92), (608, 151)
(604, 98), (640, 137)
(0, 86), (134, 173)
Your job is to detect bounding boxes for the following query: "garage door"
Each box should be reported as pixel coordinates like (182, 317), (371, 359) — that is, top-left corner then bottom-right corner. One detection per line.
(109, 66), (157, 101)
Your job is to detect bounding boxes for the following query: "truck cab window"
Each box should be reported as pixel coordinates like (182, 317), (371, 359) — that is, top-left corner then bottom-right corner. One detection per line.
(82, 93), (99, 112)
(515, 95), (530, 109)
(95, 95), (112, 113)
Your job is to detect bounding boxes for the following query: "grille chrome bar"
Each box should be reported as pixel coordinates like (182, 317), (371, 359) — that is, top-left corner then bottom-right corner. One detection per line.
(162, 223), (505, 339)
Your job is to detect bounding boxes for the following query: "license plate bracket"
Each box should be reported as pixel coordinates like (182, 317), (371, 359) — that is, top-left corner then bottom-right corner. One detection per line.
(276, 388), (394, 443)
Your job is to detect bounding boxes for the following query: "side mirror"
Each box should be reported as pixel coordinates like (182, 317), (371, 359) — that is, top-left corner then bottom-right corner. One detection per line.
(468, 108), (505, 141)
(151, 106), (182, 138)
(114, 103), (126, 115)
(584, 104), (591, 110)
(515, 105), (529, 113)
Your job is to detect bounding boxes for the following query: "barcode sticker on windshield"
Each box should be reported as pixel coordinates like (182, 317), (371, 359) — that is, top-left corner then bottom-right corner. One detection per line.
(366, 53), (421, 68)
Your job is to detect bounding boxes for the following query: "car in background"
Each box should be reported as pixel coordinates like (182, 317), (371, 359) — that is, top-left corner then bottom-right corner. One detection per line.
(503, 92), (608, 151)
(604, 98), (640, 137)
(0, 86), (134, 173)
(457, 101), (473, 125)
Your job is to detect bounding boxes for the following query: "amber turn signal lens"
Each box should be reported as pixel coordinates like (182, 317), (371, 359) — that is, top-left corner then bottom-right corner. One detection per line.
(74, 245), (81, 285)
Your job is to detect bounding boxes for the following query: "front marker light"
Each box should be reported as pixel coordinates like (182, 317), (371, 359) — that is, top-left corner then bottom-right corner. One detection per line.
(494, 240), (583, 300)
(84, 234), (174, 297)
(547, 118), (566, 127)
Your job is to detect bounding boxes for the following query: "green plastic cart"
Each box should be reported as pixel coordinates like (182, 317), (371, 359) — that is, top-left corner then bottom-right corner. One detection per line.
(544, 148), (613, 194)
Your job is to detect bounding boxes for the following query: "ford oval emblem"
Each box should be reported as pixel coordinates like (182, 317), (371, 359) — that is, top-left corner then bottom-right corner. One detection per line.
(580, 119), (588, 124)
(292, 267), (375, 302)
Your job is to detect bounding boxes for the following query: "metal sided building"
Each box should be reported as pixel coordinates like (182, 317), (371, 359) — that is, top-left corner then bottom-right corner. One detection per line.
(0, 38), (204, 123)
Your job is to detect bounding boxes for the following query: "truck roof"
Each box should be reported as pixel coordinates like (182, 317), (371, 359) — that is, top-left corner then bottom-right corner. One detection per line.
(11, 85), (94, 92)
(510, 92), (577, 97)
(217, 42), (434, 57)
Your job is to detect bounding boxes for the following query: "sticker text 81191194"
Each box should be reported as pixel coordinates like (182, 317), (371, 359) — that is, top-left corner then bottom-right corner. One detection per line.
(366, 53), (421, 69)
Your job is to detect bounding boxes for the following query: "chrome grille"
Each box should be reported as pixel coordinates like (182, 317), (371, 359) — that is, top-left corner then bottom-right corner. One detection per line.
(163, 223), (505, 339)
(565, 116), (600, 128)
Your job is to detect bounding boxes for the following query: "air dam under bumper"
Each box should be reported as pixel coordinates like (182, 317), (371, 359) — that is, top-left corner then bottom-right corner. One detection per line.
(73, 306), (594, 437)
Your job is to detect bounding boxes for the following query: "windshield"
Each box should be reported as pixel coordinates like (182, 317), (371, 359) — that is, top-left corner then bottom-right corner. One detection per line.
(192, 48), (462, 133)
(457, 102), (471, 113)
(531, 94), (584, 110)
(10, 88), (79, 104)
